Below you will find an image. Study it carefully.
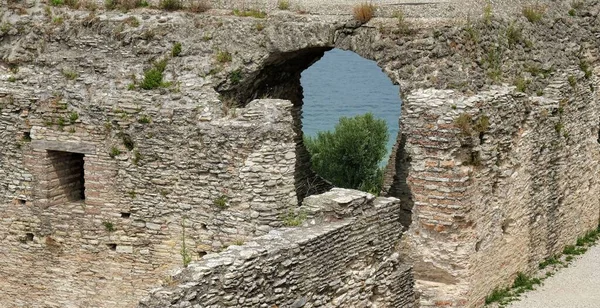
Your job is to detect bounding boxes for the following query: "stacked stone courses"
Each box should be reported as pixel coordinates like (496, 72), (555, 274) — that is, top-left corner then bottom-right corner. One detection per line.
(1, 0), (600, 307)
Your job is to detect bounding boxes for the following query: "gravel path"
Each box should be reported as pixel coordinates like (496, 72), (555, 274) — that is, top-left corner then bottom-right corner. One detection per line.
(507, 244), (600, 308)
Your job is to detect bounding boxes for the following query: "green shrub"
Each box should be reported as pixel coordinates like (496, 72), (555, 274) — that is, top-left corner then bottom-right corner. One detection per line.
(539, 256), (561, 269)
(140, 59), (169, 90)
(50, 0), (64, 6)
(485, 287), (510, 304)
(172, 42), (182, 57)
(512, 272), (541, 290)
(304, 113), (388, 193)
(563, 244), (586, 255)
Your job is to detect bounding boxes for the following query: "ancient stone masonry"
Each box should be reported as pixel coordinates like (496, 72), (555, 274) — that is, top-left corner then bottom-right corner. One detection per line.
(139, 189), (415, 308)
(1, 0), (600, 307)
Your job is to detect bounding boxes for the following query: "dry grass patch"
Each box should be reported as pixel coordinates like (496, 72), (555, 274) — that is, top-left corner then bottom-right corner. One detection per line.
(522, 3), (546, 23)
(188, 0), (210, 13)
(353, 2), (375, 23)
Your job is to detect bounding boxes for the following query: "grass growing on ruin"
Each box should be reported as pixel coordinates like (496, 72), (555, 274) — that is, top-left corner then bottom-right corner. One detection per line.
(180, 217), (192, 267)
(159, 0), (182, 11)
(171, 42), (182, 57)
(109, 146), (121, 158)
(514, 76), (530, 93)
(277, 0), (290, 10)
(281, 210), (307, 227)
(69, 112), (79, 123)
(568, 75), (577, 87)
(105, 0), (148, 10)
(579, 59), (592, 79)
(189, 0), (211, 13)
(569, 0), (584, 16)
(483, 1), (493, 25)
(103, 221), (115, 232)
(232, 9), (267, 18)
(216, 50), (232, 63)
(353, 2), (375, 23)
(62, 68), (78, 80)
(454, 113), (473, 135)
(213, 195), (228, 209)
(392, 10), (414, 35)
(138, 115), (151, 124)
(522, 3), (546, 23)
(132, 150), (142, 165)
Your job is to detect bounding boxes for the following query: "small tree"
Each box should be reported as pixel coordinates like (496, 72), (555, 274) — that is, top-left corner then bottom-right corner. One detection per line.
(304, 113), (389, 193)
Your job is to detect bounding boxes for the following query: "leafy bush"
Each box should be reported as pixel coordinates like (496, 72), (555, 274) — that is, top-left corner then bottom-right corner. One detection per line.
(304, 113), (388, 193)
(353, 2), (375, 23)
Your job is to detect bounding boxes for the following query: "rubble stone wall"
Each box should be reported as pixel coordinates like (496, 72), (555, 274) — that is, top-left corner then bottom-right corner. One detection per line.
(139, 189), (416, 308)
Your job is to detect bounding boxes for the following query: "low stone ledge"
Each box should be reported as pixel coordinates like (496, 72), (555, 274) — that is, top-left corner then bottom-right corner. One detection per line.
(139, 190), (413, 308)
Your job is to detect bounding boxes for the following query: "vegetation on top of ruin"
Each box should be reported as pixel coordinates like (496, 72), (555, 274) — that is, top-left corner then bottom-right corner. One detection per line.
(522, 3), (546, 23)
(353, 2), (375, 24)
(277, 0), (290, 11)
(304, 113), (388, 194)
(232, 8), (267, 18)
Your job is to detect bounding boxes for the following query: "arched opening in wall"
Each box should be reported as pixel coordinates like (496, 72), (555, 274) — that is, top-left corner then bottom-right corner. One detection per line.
(300, 48), (401, 195)
(216, 46), (412, 225)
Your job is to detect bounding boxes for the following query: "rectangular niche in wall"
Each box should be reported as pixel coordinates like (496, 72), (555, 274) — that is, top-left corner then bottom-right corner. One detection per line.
(46, 150), (86, 203)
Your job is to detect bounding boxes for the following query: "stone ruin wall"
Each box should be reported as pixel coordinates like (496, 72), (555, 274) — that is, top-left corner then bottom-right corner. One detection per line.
(1, 0), (600, 307)
(139, 189), (415, 308)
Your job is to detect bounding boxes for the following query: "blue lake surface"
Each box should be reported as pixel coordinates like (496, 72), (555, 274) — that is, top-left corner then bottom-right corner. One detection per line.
(300, 48), (402, 161)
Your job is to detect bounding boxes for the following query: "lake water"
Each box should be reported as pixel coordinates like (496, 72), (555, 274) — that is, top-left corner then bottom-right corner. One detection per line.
(300, 48), (402, 161)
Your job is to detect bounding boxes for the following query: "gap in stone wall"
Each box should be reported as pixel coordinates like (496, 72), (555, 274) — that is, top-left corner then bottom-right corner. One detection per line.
(46, 150), (86, 204)
(215, 47), (409, 210)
